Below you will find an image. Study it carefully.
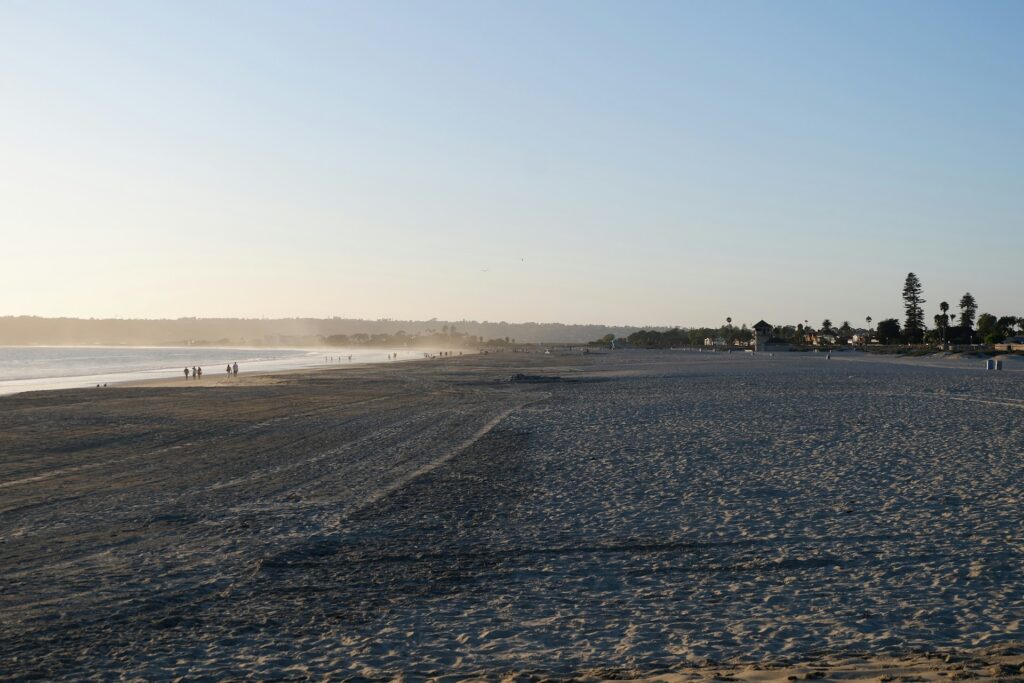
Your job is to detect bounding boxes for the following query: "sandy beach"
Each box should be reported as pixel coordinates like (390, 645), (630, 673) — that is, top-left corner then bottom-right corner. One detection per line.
(1, 350), (1021, 681)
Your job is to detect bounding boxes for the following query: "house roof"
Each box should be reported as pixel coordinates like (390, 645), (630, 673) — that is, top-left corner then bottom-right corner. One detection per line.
(753, 320), (772, 332)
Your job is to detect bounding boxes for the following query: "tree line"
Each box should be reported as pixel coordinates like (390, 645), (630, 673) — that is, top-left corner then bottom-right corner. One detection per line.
(324, 324), (521, 348)
(886, 272), (1021, 345)
(596, 273), (1021, 349)
(611, 320), (755, 349)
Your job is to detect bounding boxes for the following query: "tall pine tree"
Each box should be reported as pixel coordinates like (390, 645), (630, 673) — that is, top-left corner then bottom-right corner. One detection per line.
(902, 273), (925, 343)
(958, 292), (977, 331)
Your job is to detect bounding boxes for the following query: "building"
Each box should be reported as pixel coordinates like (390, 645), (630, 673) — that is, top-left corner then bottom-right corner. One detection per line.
(805, 331), (838, 346)
(753, 320), (773, 352)
(995, 336), (1024, 352)
(849, 329), (871, 345)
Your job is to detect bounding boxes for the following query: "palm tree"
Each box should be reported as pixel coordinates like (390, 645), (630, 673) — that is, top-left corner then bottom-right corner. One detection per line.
(819, 319), (833, 347)
(938, 301), (950, 345)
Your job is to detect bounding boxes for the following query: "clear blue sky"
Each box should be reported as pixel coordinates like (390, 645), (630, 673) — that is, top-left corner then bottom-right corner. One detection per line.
(2, 0), (1021, 327)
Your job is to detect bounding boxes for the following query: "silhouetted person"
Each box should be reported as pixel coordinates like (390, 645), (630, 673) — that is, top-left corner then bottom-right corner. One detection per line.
(226, 364), (231, 376)
(184, 367), (189, 380)
(233, 362), (238, 376)
(197, 366), (202, 379)
(191, 366), (197, 378)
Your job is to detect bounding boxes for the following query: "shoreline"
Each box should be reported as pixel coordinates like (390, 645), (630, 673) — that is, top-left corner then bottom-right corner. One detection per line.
(118, 351), (464, 390)
(0, 346), (469, 397)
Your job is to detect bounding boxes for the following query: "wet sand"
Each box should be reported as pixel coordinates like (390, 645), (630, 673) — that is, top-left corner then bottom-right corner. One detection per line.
(1, 351), (1021, 680)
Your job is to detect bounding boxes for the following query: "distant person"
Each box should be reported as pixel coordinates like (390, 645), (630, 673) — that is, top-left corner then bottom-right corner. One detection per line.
(191, 366), (197, 378)
(348, 355), (352, 361)
(197, 366), (202, 379)
(184, 367), (189, 380)
(226, 364), (231, 376)
(233, 362), (238, 376)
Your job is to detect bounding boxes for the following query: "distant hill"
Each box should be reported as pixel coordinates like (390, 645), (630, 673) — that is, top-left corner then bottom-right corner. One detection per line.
(0, 316), (663, 346)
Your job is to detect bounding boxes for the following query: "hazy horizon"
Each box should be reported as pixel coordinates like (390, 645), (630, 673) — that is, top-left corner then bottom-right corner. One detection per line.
(3, 1), (1021, 327)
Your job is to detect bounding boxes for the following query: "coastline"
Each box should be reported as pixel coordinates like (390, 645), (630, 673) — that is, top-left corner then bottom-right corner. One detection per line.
(0, 346), (460, 396)
(117, 350), (463, 390)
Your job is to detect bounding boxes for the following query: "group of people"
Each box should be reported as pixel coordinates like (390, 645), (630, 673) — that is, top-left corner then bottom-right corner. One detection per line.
(183, 362), (238, 380)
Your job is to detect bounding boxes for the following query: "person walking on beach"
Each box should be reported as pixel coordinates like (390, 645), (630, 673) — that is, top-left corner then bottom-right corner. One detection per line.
(191, 366), (197, 379)
(197, 366), (202, 379)
(184, 367), (190, 380)
(226, 364), (231, 376)
(233, 362), (238, 376)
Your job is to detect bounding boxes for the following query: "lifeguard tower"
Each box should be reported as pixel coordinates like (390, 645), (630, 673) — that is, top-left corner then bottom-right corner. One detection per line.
(753, 320), (773, 352)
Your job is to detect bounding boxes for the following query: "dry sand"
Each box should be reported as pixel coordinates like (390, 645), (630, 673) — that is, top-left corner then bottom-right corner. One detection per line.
(1, 350), (1021, 681)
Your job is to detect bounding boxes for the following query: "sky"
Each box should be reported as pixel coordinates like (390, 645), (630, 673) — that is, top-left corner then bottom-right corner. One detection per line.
(1, 0), (1022, 328)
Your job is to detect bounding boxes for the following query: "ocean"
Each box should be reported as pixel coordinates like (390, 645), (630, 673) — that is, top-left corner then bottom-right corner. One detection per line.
(0, 346), (415, 395)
